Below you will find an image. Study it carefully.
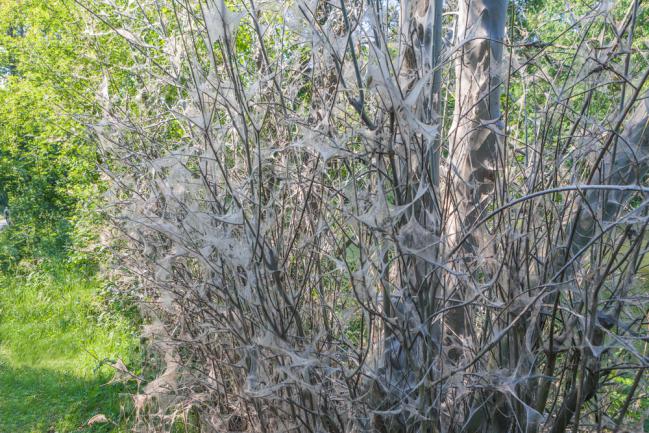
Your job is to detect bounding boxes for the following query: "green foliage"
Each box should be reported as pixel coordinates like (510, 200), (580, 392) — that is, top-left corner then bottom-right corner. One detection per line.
(0, 0), (101, 268)
(0, 4), (142, 432)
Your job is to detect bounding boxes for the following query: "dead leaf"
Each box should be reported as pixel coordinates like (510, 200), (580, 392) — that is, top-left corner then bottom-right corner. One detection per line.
(87, 414), (109, 425)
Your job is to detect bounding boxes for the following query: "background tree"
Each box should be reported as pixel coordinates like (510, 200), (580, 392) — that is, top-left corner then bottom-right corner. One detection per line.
(0, 0), (101, 268)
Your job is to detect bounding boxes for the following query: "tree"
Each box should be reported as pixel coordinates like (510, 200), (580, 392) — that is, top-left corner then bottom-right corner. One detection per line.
(87, 0), (649, 432)
(0, 0), (100, 267)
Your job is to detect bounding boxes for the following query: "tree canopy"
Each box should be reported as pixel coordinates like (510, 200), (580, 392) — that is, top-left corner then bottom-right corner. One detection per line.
(0, 0), (100, 267)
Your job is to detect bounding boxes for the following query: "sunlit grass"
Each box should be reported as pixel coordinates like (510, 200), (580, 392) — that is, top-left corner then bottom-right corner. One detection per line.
(0, 263), (140, 433)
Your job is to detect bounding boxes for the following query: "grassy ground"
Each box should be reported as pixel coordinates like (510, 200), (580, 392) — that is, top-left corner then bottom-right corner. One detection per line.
(0, 263), (140, 433)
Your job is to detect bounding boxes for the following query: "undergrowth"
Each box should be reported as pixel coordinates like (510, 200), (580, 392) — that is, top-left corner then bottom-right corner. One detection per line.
(0, 259), (141, 433)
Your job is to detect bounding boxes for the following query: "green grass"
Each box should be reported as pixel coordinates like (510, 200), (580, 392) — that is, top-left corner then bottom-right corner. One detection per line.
(0, 263), (140, 433)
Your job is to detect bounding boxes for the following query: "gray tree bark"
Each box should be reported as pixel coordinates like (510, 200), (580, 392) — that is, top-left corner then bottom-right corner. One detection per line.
(448, 0), (507, 253)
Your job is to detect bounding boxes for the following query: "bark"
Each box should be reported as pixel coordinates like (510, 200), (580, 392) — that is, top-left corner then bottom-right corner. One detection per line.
(447, 2), (508, 431)
(449, 0), (507, 252)
(571, 101), (649, 256)
(371, 0), (445, 431)
(442, 0), (507, 356)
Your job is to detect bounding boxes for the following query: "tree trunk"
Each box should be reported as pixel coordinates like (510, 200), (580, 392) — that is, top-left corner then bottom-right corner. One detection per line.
(449, 0), (507, 253)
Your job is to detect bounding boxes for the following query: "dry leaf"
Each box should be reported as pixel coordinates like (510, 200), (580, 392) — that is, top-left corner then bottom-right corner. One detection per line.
(87, 414), (109, 425)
